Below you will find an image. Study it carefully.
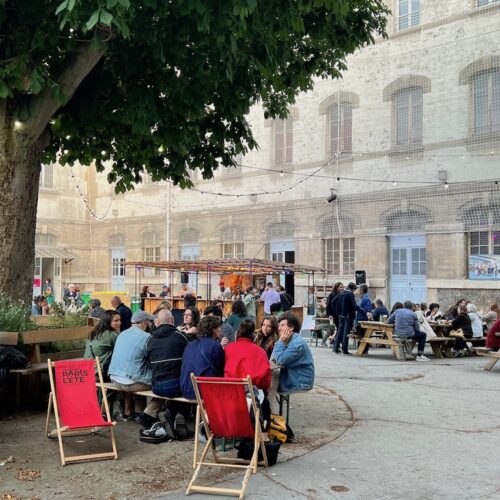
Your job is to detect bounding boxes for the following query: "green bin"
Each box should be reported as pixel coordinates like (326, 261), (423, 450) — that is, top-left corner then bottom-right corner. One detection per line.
(81, 292), (92, 305)
(131, 296), (141, 313)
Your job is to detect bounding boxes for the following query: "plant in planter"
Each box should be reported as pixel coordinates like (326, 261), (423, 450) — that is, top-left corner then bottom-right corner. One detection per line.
(0, 295), (37, 333)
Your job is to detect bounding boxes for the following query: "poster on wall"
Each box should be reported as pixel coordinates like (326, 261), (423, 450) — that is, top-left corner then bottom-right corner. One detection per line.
(468, 255), (500, 280)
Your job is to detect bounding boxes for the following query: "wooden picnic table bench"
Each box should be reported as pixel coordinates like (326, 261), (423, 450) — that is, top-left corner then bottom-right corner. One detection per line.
(474, 347), (500, 371)
(99, 382), (197, 405)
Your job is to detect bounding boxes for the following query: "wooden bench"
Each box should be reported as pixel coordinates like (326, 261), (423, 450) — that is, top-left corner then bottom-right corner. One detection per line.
(99, 382), (197, 405)
(474, 347), (500, 371)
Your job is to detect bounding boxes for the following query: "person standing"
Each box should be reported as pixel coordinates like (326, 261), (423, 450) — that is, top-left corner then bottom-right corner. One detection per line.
(356, 284), (373, 322)
(159, 284), (171, 298)
(243, 285), (257, 321)
(260, 282), (281, 315)
(140, 285), (156, 311)
(326, 282), (344, 330)
(333, 282), (363, 355)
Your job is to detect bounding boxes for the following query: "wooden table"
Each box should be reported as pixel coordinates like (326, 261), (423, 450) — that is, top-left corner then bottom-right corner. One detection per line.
(355, 321), (404, 360)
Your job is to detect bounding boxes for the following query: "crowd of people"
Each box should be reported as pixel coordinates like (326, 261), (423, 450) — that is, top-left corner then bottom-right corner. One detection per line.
(84, 291), (315, 440)
(319, 282), (500, 360)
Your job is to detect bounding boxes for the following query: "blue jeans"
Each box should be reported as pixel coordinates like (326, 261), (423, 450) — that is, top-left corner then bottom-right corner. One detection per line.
(333, 316), (353, 353)
(152, 378), (181, 398)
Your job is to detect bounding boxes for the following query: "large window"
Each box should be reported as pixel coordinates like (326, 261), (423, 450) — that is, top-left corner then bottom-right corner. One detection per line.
(40, 164), (54, 189)
(470, 231), (500, 255)
(328, 103), (352, 155)
(274, 118), (293, 166)
(222, 243), (244, 259)
(399, 0), (420, 30)
(472, 70), (500, 136)
(143, 230), (161, 276)
(324, 238), (354, 274)
(393, 87), (423, 147)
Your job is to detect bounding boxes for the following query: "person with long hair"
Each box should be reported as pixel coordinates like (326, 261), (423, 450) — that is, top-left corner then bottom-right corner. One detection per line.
(224, 320), (272, 432)
(140, 285), (156, 310)
(255, 316), (279, 358)
(451, 304), (473, 357)
(226, 300), (251, 332)
(390, 302), (404, 315)
(180, 315), (225, 400)
(84, 309), (121, 378)
(181, 306), (201, 337)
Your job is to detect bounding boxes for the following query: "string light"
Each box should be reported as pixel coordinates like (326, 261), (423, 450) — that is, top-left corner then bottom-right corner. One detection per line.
(70, 172), (114, 220)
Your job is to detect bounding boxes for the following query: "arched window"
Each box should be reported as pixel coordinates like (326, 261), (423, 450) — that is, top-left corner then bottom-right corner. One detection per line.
(320, 92), (359, 158)
(460, 57), (500, 138)
(143, 230), (161, 276)
(179, 228), (200, 261)
(383, 75), (431, 150)
(384, 209), (430, 233)
(109, 233), (125, 248)
(317, 213), (356, 274)
(266, 221), (295, 241)
(220, 225), (244, 258)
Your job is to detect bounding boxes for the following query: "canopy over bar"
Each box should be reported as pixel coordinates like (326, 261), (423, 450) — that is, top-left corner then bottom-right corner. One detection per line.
(125, 258), (321, 275)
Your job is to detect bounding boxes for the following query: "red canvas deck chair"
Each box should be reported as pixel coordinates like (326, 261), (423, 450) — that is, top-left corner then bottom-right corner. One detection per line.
(45, 358), (118, 466)
(186, 375), (268, 499)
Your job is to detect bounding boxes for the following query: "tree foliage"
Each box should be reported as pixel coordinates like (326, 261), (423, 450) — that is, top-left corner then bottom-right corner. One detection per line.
(1, 0), (388, 191)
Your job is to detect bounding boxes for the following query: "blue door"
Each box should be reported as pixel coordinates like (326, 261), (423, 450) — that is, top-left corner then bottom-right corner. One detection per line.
(390, 234), (427, 306)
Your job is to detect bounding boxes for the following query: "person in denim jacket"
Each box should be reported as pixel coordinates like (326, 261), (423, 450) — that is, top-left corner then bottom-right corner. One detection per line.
(271, 312), (315, 393)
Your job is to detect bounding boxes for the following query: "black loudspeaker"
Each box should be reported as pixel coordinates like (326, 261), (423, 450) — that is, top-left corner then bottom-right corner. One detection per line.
(355, 270), (366, 285)
(180, 272), (189, 284)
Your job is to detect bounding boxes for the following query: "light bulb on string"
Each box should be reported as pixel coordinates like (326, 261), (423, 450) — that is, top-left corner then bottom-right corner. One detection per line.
(444, 182), (449, 189)
(280, 171), (284, 177)
(392, 180), (397, 186)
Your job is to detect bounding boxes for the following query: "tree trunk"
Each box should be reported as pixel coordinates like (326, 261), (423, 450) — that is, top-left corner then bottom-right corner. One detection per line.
(0, 102), (44, 304)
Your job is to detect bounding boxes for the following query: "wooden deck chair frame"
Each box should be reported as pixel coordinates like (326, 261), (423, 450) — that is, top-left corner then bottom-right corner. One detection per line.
(186, 374), (268, 499)
(45, 357), (118, 466)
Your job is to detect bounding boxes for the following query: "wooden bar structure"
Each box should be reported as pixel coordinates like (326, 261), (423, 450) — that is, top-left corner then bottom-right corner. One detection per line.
(128, 258), (318, 326)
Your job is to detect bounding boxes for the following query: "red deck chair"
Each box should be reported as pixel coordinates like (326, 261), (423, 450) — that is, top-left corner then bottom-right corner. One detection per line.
(186, 375), (268, 499)
(45, 358), (118, 466)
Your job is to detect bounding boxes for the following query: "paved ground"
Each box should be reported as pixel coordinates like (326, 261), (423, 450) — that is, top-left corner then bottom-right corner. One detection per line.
(162, 345), (500, 500)
(2, 344), (500, 499)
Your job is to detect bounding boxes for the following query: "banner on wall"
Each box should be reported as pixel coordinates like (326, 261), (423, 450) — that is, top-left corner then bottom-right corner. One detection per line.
(468, 255), (500, 280)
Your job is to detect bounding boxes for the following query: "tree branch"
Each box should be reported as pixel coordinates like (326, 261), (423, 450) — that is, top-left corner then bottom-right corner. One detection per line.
(26, 26), (113, 142)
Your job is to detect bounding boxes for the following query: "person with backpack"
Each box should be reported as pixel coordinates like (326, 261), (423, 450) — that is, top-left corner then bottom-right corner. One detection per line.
(278, 286), (294, 312)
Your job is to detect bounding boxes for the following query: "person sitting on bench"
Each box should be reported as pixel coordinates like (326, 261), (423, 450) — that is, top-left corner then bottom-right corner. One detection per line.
(108, 311), (156, 426)
(486, 318), (500, 351)
(387, 301), (429, 362)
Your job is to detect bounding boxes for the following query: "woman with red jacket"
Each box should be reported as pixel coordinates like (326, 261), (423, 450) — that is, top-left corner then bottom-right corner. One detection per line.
(486, 318), (500, 350)
(224, 319), (272, 431)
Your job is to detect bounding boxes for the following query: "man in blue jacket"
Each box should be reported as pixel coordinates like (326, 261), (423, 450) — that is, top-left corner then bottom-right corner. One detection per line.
(272, 312), (314, 393)
(387, 300), (429, 362)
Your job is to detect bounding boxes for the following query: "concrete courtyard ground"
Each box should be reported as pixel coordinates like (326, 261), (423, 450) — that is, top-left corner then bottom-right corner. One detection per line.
(2, 344), (500, 499)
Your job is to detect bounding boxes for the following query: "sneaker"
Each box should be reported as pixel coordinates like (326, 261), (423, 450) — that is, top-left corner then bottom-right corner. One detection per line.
(416, 354), (430, 362)
(122, 411), (140, 421)
(342, 352), (352, 356)
(135, 412), (158, 428)
(140, 421), (166, 438)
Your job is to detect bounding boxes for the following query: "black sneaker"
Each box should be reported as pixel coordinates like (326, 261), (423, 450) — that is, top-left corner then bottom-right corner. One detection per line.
(342, 352), (352, 356)
(135, 412), (158, 428)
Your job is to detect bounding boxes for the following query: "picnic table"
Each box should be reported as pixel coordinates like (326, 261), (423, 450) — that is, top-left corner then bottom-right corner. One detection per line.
(355, 321), (404, 360)
(355, 321), (454, 360)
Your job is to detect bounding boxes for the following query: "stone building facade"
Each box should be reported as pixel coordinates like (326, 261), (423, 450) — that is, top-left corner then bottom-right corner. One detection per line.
(36, 0), (500, 309)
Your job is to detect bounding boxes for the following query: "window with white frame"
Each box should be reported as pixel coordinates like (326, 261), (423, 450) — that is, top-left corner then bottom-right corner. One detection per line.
(399, 0), (420, 30)
(470, 231), (500, 255)
(40, 164), (54, 189)
(143, 230), (161, 276)
(392, 87), (423, 147)
(220, 225), (244, 258)
(328, 102), (352, 155)
(222, 243), (244, 259)
(274, 118), (293, 166)
(324, 237), (355, 274)
(477, 0), (500, 7)
(472, 69), (500, 136)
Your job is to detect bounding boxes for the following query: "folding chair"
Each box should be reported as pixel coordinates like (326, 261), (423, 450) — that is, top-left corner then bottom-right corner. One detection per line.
(45, 358), (118, 466)
(186, 375), (268, 499)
